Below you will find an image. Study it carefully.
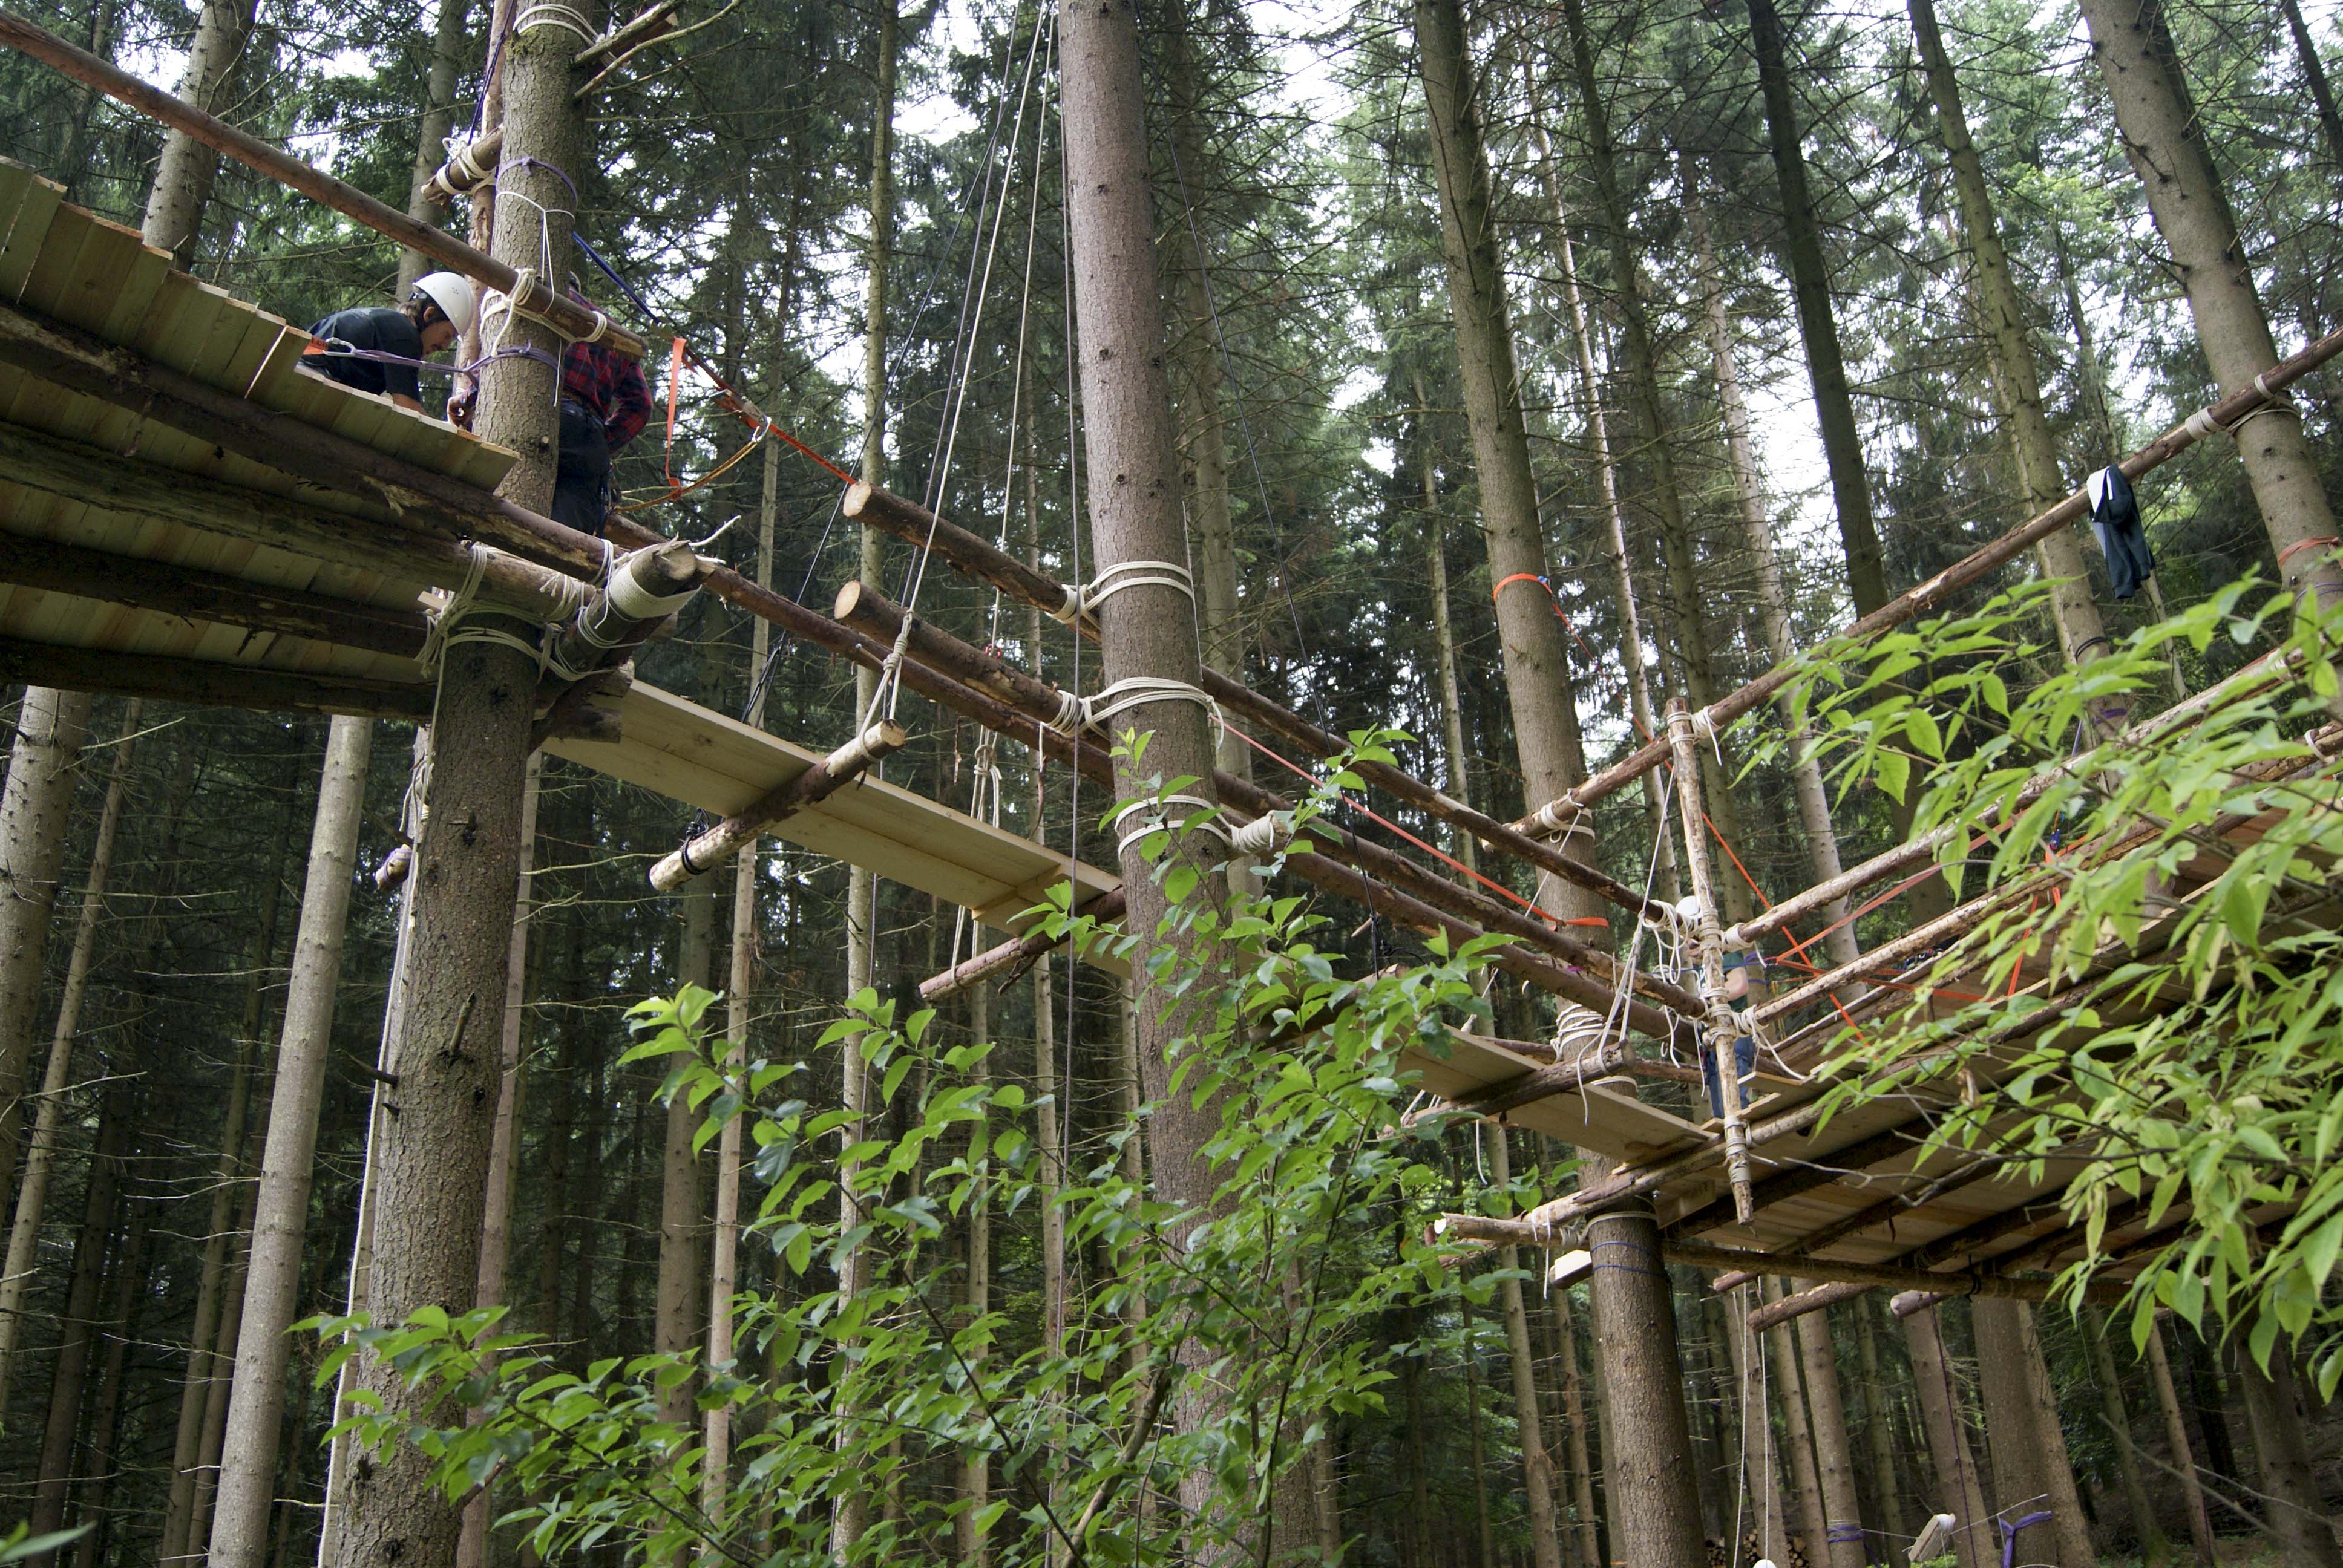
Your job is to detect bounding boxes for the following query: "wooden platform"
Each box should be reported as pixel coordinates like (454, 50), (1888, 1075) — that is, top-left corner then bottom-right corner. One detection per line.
(0, 165), (1119, 939)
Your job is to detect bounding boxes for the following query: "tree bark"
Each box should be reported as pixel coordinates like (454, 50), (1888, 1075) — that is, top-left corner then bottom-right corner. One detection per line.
(956, 976), (993, 1568)
(1768, 1277), (1833, 1567)
(1795, 1294), (1867, 1568)
(1413, 0), (1598, 915)
(2074, 0), (2343, 599)
(1490, 1131), (1567, 1568)
(2080, 1305), (2170, 1566)
(321, 12), (574, 1563)
(1721, 1283), (1794, 1565)
(1463, 1287), (1501, 1568)
(27, 1079), (129, 1550)
(0, 685), (95, 1224)
(1906, 0), (2111, 668)
(2233, 1352), (2343, 1568)
(207, 715), (372, 1568)
(1742, 0), (1889, 618)
(2142, 1322), (2219, 1564)
(1550, 1282), (1605, 1568)
(68, 1197), (146, 1568)
(1902, 1302), (1993, 1568)
(0, 701), (137, 1420)
(2278, 0), (2343, 174)
(187, 1163), (266, 1555)
(1971, 1300), (2094, 1568)
(398, 0), (470, 294)
(1854, 1296), (1911, 1547)
(657, 876), (712, 1428)
(1587, 1207), (1706, 1568)
(140, 0), (261, 264)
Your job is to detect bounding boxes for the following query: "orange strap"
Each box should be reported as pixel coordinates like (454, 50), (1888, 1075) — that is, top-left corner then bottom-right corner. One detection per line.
(661, 336), (686, 491)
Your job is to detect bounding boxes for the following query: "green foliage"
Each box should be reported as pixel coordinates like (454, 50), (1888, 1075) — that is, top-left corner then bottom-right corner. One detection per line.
(1768, 580), (2343, 1397)
(317, 741), (1506, 1566)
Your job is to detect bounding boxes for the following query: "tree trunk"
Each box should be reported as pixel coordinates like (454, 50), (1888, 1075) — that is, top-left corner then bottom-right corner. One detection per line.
(956, 978), (992, 1568)
(1795, 1295), (1867, 1568)
(1742, 0), (1887, 618)
(398, 0), (470, 294)
(1902, 1303), (1994, 1568)
(1906, 0), (2111, 668)
(140, 0), (263, 265)
(1769, 1278), (1833, 1567)
(1587, 1208), (1707, 1568)
(657, 875), (712, 1429)
(1548, 8), (1749, 921)
(1722, 1283), (1794, 1566)
(1550, 1283), (1605, 1568)
(188, 1161), (265, 1554)
(1060, 0), (1253, 1544)
(207, 714), (371, 1568)
(1463, 1287), (1501, 1568)
(321, 11), (574, 1562)
(0, 701), (137, 1419)
(2074, 0), (2343, 599)
(1855, 1296), (1912, 1547)
(1413, 0), (1598, 914)
(1421, 426), (1480, 875)
(27, 1080), (129, 1550)
(69, 1197), (146, 1568)
(2278, 0), (2343, 174)
(1972, 1301), (2094, 1568)
(456, 750), (539, 1568)
(2233, 1353), (2343, 1568)
(2142, 1322), (2219, 1564)
(2080, 1305), (2170, 1566)
(1489, 1132), (1567, 1568)
(0, 685), (96, 1223)
(2018, 1304), (2097, 1568)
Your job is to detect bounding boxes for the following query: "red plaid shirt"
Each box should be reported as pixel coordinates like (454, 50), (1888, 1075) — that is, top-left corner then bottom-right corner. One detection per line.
(561, 295), (651, 449)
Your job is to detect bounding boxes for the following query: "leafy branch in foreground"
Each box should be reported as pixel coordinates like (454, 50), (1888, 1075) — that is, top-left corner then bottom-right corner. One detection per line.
(1761, 579), (2343, 1397)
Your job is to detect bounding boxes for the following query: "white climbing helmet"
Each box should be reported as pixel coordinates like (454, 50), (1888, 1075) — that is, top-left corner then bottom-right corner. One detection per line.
(411, 271), (477, 336)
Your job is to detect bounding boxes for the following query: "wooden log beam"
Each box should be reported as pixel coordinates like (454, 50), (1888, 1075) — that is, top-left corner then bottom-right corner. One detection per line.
(0, 422), (586, 619)
(1745, 1279), (1869, 1331)
(1663, 1240), (2128, 1307)
(1510, 321), (2343, 834)
(1661, 1120), (1931, 1241)
(0, 297), (606, 577)
(920, 889), (1129, 1001)
(0, 534), (426, 658)
(647, 720), (909, 889)
(0, 636), (430, 718)
(0, 9), (646, 359)
(831, 509), (1672, 927)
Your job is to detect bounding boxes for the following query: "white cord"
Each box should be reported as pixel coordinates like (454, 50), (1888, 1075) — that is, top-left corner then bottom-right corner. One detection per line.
(514, 1), (595, 42)
(1049, 558), (1197, 624)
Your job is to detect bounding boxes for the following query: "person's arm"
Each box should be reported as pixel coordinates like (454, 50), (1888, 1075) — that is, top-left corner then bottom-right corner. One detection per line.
(392, 393), (425, 414)
(602, 354), (652, 449)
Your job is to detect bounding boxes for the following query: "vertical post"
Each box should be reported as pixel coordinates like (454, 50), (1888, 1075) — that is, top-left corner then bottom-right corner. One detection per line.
(1899, 1298), (1994, 1568)
(1662, 700), (1753, 1218)
(1585, 1205), (1707, 1568)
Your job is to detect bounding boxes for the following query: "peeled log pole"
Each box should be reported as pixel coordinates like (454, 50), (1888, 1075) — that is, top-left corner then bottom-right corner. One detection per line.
(1511, 322), (2343, 833)
(648, 721), (907, 890)
(0, 297), (605, 578)
(0, 534), (427, 658)
(920, 890), (1127, 1002)
(0, 8), (644, 361)
(839, 490), (1669, 926)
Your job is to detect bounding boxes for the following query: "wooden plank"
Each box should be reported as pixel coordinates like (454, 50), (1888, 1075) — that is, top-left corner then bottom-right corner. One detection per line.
(134, 271), (227, 368)
(1399, 1033), (1706, 1166)
(547, 683), (1119, 942)
(0, 174), (64, 296)
(97, 241), (171, 343)
(23, 205), (145, 332)
(0, 162), (39, 231)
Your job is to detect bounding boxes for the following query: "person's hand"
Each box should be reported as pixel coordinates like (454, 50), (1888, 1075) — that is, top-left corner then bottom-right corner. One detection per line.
(447, 388), (476, 429)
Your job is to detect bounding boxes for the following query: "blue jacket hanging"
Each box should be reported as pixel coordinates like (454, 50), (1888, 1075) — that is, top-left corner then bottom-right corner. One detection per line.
(2086, 465), (2154, 600)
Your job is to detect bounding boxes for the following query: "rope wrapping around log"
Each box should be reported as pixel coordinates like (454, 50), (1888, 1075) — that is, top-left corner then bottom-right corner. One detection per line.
(648, 720), (908, 889)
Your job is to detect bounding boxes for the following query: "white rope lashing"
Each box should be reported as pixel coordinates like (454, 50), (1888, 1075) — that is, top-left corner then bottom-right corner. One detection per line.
(513, 1), (595, 42)
(1049, 558), (1196, 625)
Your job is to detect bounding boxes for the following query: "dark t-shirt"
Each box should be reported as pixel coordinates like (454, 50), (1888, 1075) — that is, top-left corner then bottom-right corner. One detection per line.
(303, 306), (425, 404)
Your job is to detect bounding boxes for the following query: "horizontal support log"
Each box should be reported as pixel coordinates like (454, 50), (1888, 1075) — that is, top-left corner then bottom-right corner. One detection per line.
(0, 422), (586, 620)
(845, 482), (1092, 635)
(920, 889), (1129, 1001)
(1745, 1279), (1868, 1331)
(0, 9), (646, 360)
(544, 539), (704, 687)
(1511, 322), (2343, 834)
(0, 636), (431, 719)
(0, 533), (426, 658)
(0, 297), (605, 578)
(648, 721), (908, 889)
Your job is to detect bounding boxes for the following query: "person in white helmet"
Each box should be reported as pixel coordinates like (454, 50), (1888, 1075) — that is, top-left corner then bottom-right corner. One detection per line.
(299, 271), (476, 415)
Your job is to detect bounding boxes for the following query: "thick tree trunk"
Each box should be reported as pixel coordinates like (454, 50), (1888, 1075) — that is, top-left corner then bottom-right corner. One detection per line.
(27, 1080), (129, 1549)
(1902, 1302), (1993, 1568)
(398, 0), (470, 294)
(1721, 1283), (1794, 1565)
(2074, 0), (2343, 599)
(1906, 0), (2111, 667)
(322, 14), (574, 1564)
(140, 0), (261, 264)
(1414, 0), (1598, 915)
(1971, 1300), (2094, 1568)
(656, 877), (712, 1429)
(1768, 1278), (1832, 1567)
(0, 685), (95, 1224)
(1587, 1208), (1706, 1568)
(2080, 1305), (2170, 1565)
(1795, 1296), (1867, 1568)
(187, 1165), (266, 1554)
(208, 715), (372, 1568)
(2233, 1353), (2343, 1568)
(2142, 1322), (2219, 1564)
(1854, 1296), (1911, 1546)
(0, 701), (136, 1419)
(1742, 0), (1887, 618)
(1060, 0), (1255, 1544)
(1490, 1132), (1567, 1568)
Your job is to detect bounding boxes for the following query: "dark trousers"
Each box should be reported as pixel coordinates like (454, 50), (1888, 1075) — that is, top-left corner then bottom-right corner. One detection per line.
(553, 401), (611, 532)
